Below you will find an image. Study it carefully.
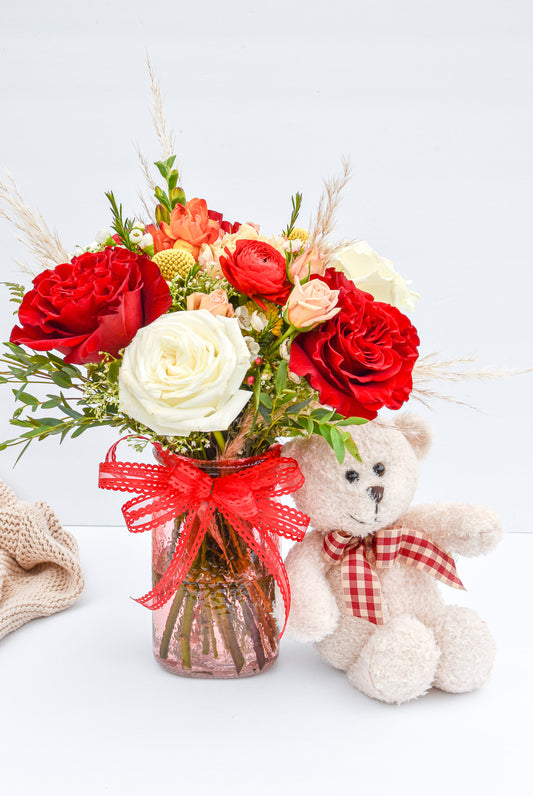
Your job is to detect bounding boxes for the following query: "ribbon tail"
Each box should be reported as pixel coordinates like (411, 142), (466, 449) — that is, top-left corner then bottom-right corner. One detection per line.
(122, 493), (189, 534)
(397, 531), (466, 592)
(135, 504), (214, 610)
(344, 546), (384, 625)
(256, 498), (308, 543)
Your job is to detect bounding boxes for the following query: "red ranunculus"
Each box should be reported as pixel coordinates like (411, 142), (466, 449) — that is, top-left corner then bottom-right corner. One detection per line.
(10, 247), (172, 365)
(219, 239), (291, 309)
(289, 269), (419, 419)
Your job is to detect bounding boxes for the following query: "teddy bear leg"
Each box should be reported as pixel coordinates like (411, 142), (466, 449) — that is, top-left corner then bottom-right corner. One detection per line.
(432, 605), (495, 693)
(315, 613), (374, 671)
(346, 615), (440, 704)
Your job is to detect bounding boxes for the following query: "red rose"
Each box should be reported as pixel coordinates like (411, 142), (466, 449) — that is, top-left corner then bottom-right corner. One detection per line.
(289, 269), (419, 419)
(10, 247), (172, 365)
(219, 239), (291, 309)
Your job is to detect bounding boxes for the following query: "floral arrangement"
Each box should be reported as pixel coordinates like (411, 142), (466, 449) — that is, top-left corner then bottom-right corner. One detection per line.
(0, 156), (420, 465)
(0, 68), (433, 677)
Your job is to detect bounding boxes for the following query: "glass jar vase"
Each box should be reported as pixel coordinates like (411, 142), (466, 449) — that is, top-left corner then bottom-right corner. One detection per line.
(151, 458), (280, 678)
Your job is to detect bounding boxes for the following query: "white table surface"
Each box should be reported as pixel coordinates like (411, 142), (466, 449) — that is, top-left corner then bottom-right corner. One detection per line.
(1, 527), (530, 796)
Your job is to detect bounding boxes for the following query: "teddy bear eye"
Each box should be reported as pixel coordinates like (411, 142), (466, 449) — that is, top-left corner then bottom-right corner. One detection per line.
(373, 462), (386, 477)
(345, 469), (359, 483)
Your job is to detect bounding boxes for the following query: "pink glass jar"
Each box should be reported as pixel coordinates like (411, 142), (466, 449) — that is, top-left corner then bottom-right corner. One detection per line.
(151, 458), (280, 678)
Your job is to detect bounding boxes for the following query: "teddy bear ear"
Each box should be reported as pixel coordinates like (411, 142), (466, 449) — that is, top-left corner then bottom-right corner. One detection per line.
(393, 413), (433, 459)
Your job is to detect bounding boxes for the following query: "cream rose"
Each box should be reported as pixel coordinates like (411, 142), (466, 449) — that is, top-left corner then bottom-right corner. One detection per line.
(186, 289), (235, 317)
(331, 241), (419, 312)
(118, 310), (252, 436)
(284, 276), (340, 330)
(288, 247), (326, 283)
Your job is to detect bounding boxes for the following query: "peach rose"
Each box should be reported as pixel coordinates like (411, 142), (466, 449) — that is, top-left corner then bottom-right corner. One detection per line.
(186, 289), (235, 317)
(160, 198), (222, 259)
(284, 276), (340, 330)
(288, 247), (326, 284)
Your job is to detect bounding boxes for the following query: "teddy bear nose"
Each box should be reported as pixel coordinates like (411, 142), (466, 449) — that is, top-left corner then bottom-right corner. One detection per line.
(367, 485), (384, 506)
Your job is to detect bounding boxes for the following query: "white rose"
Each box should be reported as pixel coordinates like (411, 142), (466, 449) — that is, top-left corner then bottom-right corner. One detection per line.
(331, 241), (419, 312)
(118, 310), (252, 436)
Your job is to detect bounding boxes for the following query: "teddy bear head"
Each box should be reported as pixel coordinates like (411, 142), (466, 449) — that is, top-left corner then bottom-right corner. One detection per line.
(284, 414), (432, 537)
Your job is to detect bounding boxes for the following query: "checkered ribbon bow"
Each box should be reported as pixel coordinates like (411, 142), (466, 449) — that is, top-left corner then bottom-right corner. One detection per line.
(323, 527), (465, 625)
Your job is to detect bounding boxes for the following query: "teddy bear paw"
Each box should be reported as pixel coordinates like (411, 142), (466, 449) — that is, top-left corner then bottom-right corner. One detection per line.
(277, 588), (340, 642)
(347, 615), (439, 704)
(433, 606), (495, 693)
(457, 506), (503, 555)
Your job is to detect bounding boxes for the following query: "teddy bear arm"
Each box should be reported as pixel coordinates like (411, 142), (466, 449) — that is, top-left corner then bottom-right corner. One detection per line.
(283, 530), (340, 642)
(401, 502), (503, 557)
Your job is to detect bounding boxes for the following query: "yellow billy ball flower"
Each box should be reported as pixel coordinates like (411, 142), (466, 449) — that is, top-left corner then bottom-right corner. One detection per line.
(288, 228), (309, 243)
(152, 249), (195, 281)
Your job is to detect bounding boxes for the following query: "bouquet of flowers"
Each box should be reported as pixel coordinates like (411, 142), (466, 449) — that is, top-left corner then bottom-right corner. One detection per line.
(0, 81), (423, 677)
(1, 161), (419, 463)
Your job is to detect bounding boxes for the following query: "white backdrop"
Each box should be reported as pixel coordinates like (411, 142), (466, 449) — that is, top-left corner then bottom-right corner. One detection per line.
(0, 0), (532, 530)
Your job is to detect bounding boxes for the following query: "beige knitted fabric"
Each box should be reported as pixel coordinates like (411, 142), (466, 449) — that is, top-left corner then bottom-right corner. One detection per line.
(0, 480), (84, 640)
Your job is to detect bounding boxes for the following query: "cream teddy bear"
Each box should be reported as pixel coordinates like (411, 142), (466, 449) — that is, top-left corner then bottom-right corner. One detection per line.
(281, 415), (502, 703)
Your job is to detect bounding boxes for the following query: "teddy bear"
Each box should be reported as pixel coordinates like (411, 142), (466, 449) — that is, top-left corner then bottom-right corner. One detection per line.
(281, 414), (503, 703)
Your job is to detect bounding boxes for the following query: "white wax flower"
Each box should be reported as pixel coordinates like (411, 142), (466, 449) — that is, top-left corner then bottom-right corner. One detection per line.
(331, 241), (419, 312)
(132, 220), (145, 231)
(243, 336), (260, 358)
(138, 233), (154, 251)
(279, 339), (291, 361)
(250, 311), (267, 332)
(235, 305), (252, 331)
(95, 227), (113, 245)
(118, 310), (252, 436)
(129, 228), (144, 244)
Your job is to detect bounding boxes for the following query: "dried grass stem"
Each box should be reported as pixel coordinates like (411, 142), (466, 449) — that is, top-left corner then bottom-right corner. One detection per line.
(308, 156), (352, 248)
(0, 173), (69, 273)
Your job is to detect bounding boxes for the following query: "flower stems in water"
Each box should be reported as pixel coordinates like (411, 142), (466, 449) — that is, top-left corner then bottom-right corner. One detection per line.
(154, 512), (278, 675)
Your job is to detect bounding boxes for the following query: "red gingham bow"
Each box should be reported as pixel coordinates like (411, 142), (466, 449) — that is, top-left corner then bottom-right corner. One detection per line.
(99, 438), (310, 636)
(323, 527), (465, 625)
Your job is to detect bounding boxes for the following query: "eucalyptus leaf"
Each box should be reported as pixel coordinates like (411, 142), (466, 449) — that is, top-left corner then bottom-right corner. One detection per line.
(335, 416), (368, 427)
(344, 437), (362, 462)
(51, 371), (73, 388)
(286, 397), (313, 415)
(329, 426), (346, 464)
(260, 392), (273, 409)
(59, 405), (83, 420)
(275, 360), (287, 393)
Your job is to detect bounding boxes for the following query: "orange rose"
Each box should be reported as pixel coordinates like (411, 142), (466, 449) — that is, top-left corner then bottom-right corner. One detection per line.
(161, 198), (221, 259)
(186, 289), (235, 317)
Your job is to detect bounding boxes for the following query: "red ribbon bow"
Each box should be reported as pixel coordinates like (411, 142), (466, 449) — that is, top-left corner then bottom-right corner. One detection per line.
(99, 439), (310, 636)
(323, 527), (465, 625)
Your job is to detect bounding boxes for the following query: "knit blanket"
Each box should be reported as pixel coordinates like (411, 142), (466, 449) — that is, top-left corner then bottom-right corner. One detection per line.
(0, 481), (84, 640)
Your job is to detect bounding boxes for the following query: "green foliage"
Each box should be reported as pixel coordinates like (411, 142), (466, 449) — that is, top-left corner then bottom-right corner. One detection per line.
(283, 192), (303, 238)
(0, 344), (125, 461)
(105, 191), (137, 251)
(2, 282), (26, 313)
(168, 265), (238, 312)
(153, 155), (185, 225)
(244, 331), (366, 463)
